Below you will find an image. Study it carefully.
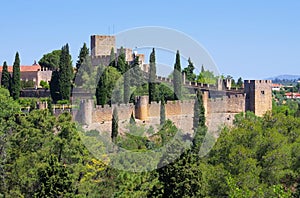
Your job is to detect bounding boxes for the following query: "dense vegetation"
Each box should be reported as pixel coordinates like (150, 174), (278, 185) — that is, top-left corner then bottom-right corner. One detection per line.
(1, 84), (300, 197)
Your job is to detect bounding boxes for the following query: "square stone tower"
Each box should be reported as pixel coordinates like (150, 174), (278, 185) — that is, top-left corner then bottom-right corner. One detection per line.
(91, 35), (116, 57)
(244, 80), (272, 116)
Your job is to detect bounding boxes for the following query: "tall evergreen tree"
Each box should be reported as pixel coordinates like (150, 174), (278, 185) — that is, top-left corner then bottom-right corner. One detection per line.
(75, 43), (89, 71)
(192, 89), (207, 154)
(149, 48), (157, 103)
(58, 44), (73, 101)
(123, 63), (130, 104)
(11, 52), (21, 100)
(1, 61), (10, 89)
(112, 108), (119, 144)
(173, 50), (182, 100)
(117, 47), (126, 74)
(160, 97), (166, 126)
(50, 70), (60, 103)
(130, 56), (143, 86)
(109, 47), (116, 67)
(183, 58), (196, 82)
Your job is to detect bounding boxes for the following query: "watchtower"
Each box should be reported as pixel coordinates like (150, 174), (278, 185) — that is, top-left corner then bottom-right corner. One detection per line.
(244, 80), (272, 116)
(91, 35), (116, 57)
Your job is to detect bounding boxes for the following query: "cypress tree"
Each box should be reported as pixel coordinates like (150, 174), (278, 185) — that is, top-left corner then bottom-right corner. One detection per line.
(173, 50), (182, 100)
(1, 61), (10, 89)
(117, 47), (126, 74)
(75, 43), (89, 71)
(123, 63), (130, 104)
(11, 52), (21, 100)
(149, 48), (157, 103)
(96, 68), (108, 106)
(50, 70), (60, 103)
(109, 47), (116, 67)
(192, 89), (207, 154)
(183, 58), (196, 82)
(130, 56), (143, 86)
(112, 107), (119, 144)
(160, 97), (166, 126)
(58, 44), (73, 101)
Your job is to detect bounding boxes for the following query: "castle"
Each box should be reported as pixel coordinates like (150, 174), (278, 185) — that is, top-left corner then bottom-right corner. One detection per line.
(74, 35), (272, 134)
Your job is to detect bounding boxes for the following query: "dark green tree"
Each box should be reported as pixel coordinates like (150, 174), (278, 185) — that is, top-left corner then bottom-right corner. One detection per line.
(117, 47), (126, 74)
(160, 98), (166, 126)
(109, 47), (116, 67)
(50, 70), (60, 103)
(173, 50), (182, 100)
(58, 44), (73, 101)
(35, 155), (73, 197)
(1, 61), (10, 89)
(96, 66), (121, 106)
(112, 108), (118, 144)
(39, 50), (61, 70)
(183, 57), (196, 82)
(149, 48), (157, 103)
(11, 52), (21, 100)
(237, 77), (243, 88)
(75, 43), (89, 71)
(193, 89), (206, 130)
(130, 56), (143, 86)
(123, 63), (130, 104)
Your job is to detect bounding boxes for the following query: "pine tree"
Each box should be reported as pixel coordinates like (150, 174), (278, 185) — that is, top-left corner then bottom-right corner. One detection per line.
(11, 52), (21, 100)
(109, 47), (116, 67)
(58, 44), (73, 101)
(149, 48), (157, 103)
(50, 70), (60, 103)
(173, 50), (182, 100)
(117, 47), (126, 74)
(112, 108), (118, 144)
(1, 61), (10, 89)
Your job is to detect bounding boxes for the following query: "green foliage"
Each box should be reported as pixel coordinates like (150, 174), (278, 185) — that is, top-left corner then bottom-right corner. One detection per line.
(96, 66), (121, 106)
(11, 52), (21, 100)
(21, 80), (35, 88)
(50, 70), (60, 103)
(130, 56), (144, 87)
(193, 89), (205, 130)
(39, 80), (49, 89)
(75, 43), (89, 71)
(237, 77), (243, 88)
(74, 43), (89, 86)
(123, 63), (130, 104)
(183, 57), (196, 82)
(160, 99), (166, 126)
(112, 108), (118, 144)
(149, 48), (157, 103)
(58, 44), (73, 101)
(1, 61), (10, 89)
(109, 47), (116, 67)
(197, 66), (217, 85)
(117, 47), (126, 74)
(39, 50), (61, 70)
(173, 50), (182, 100)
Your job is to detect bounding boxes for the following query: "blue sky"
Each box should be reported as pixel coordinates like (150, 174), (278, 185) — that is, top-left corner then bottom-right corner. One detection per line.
(1, 0), (300, 79)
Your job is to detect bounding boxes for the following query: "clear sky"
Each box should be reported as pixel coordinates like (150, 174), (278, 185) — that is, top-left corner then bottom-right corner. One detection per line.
(1, 0), (300, 80)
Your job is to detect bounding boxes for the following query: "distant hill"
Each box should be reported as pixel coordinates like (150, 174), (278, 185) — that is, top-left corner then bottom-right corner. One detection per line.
(266, 74), (300, 81)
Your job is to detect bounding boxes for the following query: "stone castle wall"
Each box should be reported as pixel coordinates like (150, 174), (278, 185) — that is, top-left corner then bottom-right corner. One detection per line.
(77, 91), (247, 134)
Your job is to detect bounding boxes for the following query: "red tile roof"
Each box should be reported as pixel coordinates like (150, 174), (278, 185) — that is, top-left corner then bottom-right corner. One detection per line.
(0, 65), (41, 72)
